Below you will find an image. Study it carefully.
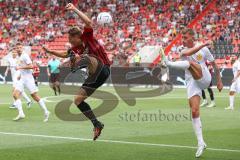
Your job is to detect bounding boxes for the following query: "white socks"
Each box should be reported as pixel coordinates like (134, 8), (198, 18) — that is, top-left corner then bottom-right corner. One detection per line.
(203, 99), (207, 104)
(229, 95), (234, 108)
(38, 99), (49, 114)
(15, 99), (24, 116)
(192, 117), (204, 146)
(165, 60), (190, 70)
(13, 99), (16, 106)
(22, 91), (31, 103)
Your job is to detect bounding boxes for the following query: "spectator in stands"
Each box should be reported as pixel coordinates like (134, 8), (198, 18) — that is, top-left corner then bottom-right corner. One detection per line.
(0, 0), (239, 68)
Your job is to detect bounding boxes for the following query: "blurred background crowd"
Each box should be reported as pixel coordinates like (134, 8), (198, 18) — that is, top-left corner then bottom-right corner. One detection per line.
(0, 0), (239, 67)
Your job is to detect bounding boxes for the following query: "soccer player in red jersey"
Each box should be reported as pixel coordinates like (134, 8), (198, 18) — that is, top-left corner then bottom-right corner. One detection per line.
(43, 3), (111, 140)
(32, 61), (40, 86)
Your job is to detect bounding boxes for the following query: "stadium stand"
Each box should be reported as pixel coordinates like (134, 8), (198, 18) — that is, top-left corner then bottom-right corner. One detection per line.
(0, 0), (239, 67)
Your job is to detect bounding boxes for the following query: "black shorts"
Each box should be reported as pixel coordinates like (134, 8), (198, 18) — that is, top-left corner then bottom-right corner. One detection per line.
(209, 80), (213, 87)
(82, 65), (110, 96)
(50, 73), (60, 83)
(33, 75), (38, 81)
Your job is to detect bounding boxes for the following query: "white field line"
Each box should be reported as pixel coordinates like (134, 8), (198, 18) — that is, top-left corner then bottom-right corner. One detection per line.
(0, 94), (233, 105)
(42, 95), (231, 103)
(0, 131), (239, 153)
(44, 94), (235, 103)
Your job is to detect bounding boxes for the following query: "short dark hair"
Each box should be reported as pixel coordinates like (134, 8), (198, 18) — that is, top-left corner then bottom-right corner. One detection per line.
(16, 42), (22, 46)
(68, 26), (82, 37)
(182, 28), (195, 35)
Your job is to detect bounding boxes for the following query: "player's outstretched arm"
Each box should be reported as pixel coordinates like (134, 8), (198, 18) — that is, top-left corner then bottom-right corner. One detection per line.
(181, 41), (212, 57)
(65, 3), (92, 28)
(16, 64), (34, 70)
(43, 46), (68, 58)
(211, 61), (223, 92)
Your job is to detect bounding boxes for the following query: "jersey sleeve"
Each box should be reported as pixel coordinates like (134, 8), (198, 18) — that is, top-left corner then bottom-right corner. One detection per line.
(202, 47), (214, 62)
(82, 27), (93, 38)
(47, 61), (51, 68)
(237, 61), (240, 71)
(15, 70), (21, 78)
(57, 60), (61, 66)
(23, 54), (32, 65)
(6, 58), (10, 67)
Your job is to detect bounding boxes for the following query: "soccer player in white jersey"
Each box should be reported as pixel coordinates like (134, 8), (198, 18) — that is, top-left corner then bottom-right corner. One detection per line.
(4, 49), (32, 109)
(160, 28), (223, 158)
(13, 43), (50, 122)
(225, 57), (240, 110)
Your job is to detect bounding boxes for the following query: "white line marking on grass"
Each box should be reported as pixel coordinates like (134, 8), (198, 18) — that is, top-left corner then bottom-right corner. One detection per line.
(0, 94), (234, 105)
(41, 95), (231, 103)
(0, 131), (239, 153)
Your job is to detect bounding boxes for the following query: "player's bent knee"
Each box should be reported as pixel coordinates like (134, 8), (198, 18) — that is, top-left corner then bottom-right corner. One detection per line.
(13, 90), (20, 100)
(31, 93), (40, 102)
(74, 96), (84, 106)
(229, 91), (235, 96)
(191, 108), (200, 118)
(13, 94), (18, 100)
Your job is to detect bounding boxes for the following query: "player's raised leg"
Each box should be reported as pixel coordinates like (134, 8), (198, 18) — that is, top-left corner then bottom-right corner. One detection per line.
(160, 48), (190, 70)
(43, 3), (111, 140)
(160, 49), (203, 80)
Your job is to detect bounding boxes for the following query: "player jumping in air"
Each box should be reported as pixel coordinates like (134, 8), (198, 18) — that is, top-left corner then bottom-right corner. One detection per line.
(5, 49), (32, 109)
(160, 28), (223, 158)
(43, 3), (111, 140)
(225, 57), (240, 110)
(13, 43), (50, 122)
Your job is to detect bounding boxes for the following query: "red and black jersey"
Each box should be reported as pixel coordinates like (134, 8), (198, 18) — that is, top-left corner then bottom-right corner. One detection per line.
(33, 65), (40, 77)
(70, 27), (111, 66)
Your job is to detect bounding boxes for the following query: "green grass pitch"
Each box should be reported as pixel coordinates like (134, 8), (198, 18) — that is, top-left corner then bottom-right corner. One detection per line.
(0, 84), (239, 160)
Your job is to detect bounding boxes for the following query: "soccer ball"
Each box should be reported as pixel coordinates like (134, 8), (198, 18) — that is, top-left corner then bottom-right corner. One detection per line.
(97, 12), (112, 25)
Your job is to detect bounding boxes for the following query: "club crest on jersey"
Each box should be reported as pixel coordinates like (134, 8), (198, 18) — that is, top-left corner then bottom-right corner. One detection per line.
(15, 59), (20, 65)
(196, 54), (203, 61)
(18, 60), (23, 65)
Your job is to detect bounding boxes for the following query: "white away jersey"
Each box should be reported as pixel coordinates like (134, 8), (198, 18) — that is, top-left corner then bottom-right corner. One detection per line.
(7, 56), (17, 78)
(232, 60), (240, 78)
(179, 45), (214, 80)
(18, 53), (33, 76)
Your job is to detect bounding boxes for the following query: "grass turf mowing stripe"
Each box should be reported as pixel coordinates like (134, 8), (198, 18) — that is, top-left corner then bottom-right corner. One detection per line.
(0, 131), (239, 153)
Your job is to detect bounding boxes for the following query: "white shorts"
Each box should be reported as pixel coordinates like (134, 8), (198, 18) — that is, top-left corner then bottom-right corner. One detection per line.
(186, 65), (211, 99)
(15, 75), (38, 94)
(230, 79), (240, 93)
(12, 79), (18, 88)
(12, 76), (19, 88)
